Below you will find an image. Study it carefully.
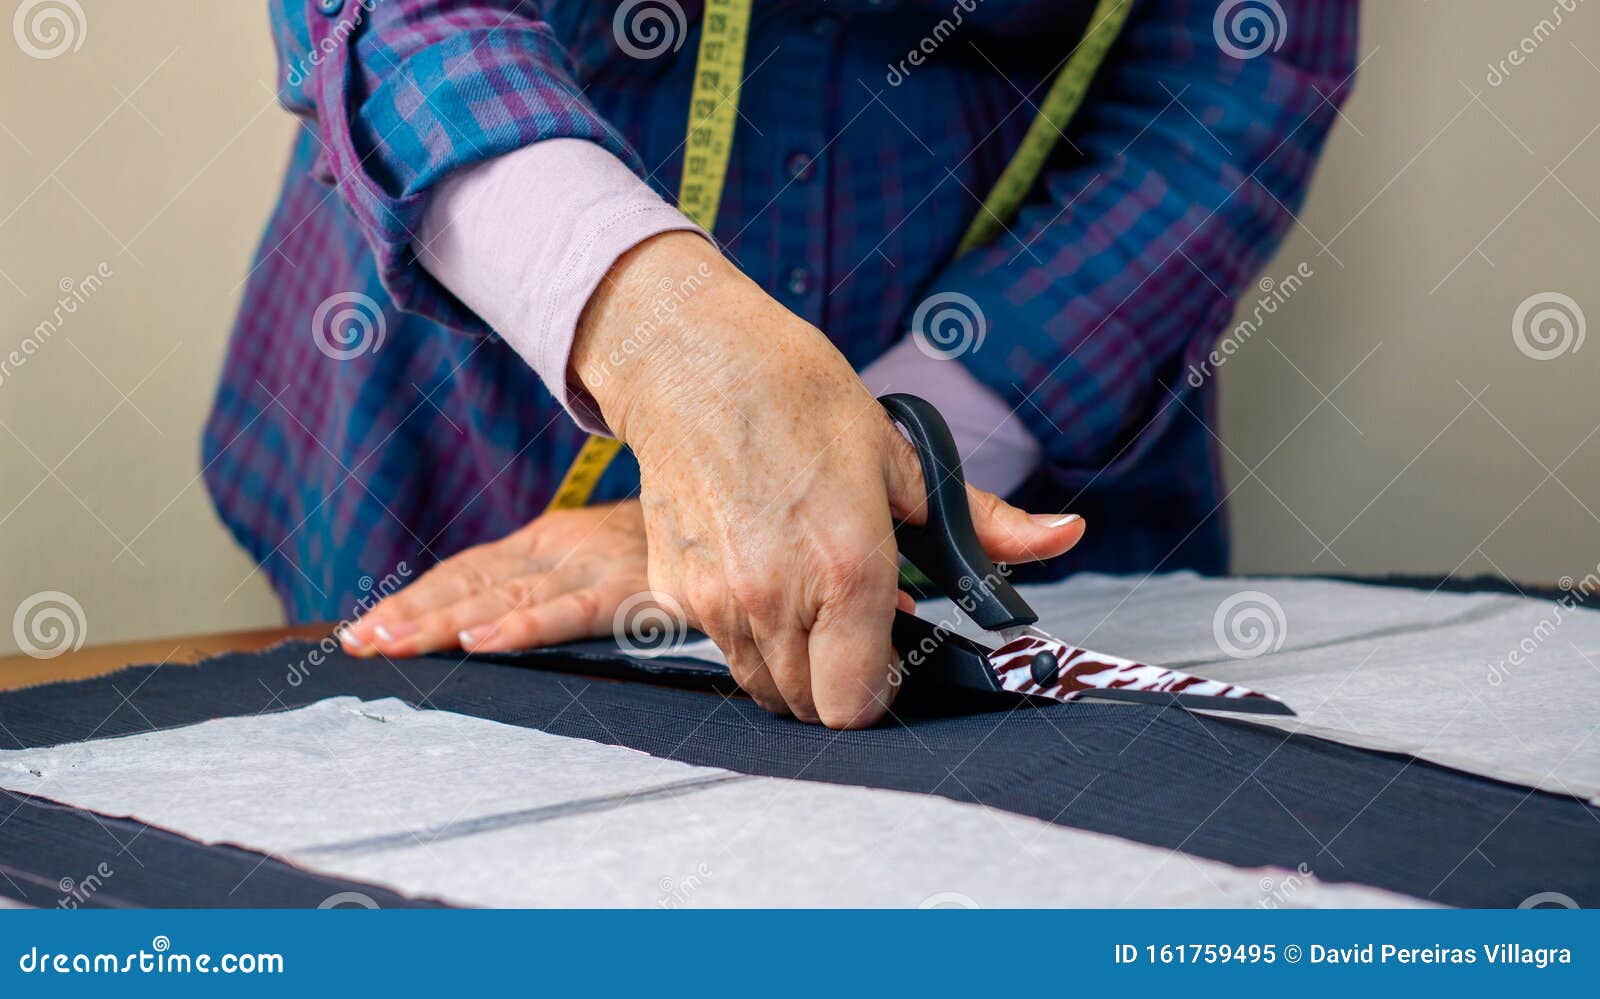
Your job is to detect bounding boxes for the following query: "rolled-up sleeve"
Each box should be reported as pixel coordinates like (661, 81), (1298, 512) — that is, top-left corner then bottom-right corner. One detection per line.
(922, 0), (1359, 486)
(278, 0), (639, 334)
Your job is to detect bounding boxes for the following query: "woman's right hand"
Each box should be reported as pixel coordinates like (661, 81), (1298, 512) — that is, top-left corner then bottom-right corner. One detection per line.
(572, 233), (1085, 728)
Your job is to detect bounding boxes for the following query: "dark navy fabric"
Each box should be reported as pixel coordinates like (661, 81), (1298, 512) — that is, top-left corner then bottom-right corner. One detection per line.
(2, 639), (1595, 909)
(0, 788), (446, 909)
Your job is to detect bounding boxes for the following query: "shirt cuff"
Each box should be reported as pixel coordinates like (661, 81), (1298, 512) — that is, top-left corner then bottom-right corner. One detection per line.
(860, 338), (1043, 498)
(414, 138), (707, 434)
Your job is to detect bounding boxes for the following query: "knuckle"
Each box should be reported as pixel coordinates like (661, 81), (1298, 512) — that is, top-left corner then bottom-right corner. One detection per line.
(817, 552), (881, 600)
(726, 570), (782, 623)
(498, 576), (545, 610)
(455, 558), (499, 594)
(782, 689), (819, 725)
(684, 575), (731, 625)
(564, 587), (604, 628)
(968, 484), (1002, 520)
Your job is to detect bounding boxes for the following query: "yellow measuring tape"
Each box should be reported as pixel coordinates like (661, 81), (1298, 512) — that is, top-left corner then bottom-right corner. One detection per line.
(546, 0), (750, 512)
(547, 0), (1131, 512)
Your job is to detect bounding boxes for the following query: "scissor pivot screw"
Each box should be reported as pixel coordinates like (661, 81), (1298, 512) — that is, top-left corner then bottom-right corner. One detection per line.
(1029, 650), (1059, 686)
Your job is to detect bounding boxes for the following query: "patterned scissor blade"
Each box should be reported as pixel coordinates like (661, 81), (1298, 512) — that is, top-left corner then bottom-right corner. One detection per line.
(986, 628), (1292, 714)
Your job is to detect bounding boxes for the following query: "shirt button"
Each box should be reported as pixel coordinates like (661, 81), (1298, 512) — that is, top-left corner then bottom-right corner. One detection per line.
(317, 0), (345, 16)
(785, 152), (815, 182)
(787, 267), (813, 296)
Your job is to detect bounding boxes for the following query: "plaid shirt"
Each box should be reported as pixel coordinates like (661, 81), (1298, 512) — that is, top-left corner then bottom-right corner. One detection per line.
(206, 0), (1357, 621)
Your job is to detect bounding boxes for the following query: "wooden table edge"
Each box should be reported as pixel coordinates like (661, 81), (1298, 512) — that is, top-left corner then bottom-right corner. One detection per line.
(0, 623), (337, 693)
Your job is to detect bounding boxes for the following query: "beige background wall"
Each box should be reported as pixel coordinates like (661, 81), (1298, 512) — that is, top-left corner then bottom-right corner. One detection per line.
(2, 2), (1598, 653)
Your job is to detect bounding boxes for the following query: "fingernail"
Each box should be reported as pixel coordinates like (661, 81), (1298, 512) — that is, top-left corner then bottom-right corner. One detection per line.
(373, 621), (416, 643)
(457, 629), (478, 649)
(1032, 513), (1080, 528)
(337, 626), (370, 652)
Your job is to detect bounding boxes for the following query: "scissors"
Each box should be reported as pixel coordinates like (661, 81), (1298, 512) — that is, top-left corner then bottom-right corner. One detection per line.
(881, 393), (1295, 717)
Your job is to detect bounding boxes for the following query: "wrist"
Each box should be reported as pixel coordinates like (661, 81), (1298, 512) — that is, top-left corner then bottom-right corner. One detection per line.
(571, 231), (731, 442)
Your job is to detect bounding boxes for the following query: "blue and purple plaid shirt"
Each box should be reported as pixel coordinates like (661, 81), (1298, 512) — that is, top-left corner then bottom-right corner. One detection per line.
(206, 0), (1357, 621)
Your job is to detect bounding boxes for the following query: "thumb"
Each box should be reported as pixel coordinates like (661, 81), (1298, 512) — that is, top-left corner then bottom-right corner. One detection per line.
(881, 418), (1084, 565)
(965, 484), (1085, 565)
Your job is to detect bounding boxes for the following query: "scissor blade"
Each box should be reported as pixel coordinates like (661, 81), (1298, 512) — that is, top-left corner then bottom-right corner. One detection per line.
(1077, 687), (1297, 716)
(984, 628), (1295, 717)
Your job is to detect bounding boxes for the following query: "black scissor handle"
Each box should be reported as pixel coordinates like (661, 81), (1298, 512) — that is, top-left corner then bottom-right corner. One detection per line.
(880, 393), (1037, 631)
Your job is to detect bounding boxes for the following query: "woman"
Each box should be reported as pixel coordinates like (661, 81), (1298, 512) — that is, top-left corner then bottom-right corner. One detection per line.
(205, 0), (1356, 726)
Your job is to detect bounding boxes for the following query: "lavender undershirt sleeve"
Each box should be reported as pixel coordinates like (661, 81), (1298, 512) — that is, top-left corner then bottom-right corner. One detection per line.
(415, 138), (707, 435)
(415, 138), (1041, 494)
(860, 338), (1042, 498)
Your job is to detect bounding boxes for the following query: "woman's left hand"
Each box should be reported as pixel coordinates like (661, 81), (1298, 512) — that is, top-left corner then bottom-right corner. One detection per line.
(338, 500), (650, 658)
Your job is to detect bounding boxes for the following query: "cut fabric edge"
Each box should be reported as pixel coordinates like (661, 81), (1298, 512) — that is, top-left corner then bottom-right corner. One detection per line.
(0, 785), (452, 910)
(0, 697), (1430, 910)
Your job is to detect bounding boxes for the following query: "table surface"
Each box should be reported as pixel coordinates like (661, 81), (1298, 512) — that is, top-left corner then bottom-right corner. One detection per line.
(0, 623), (335, 693)
(0, 575), (1563, 695)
